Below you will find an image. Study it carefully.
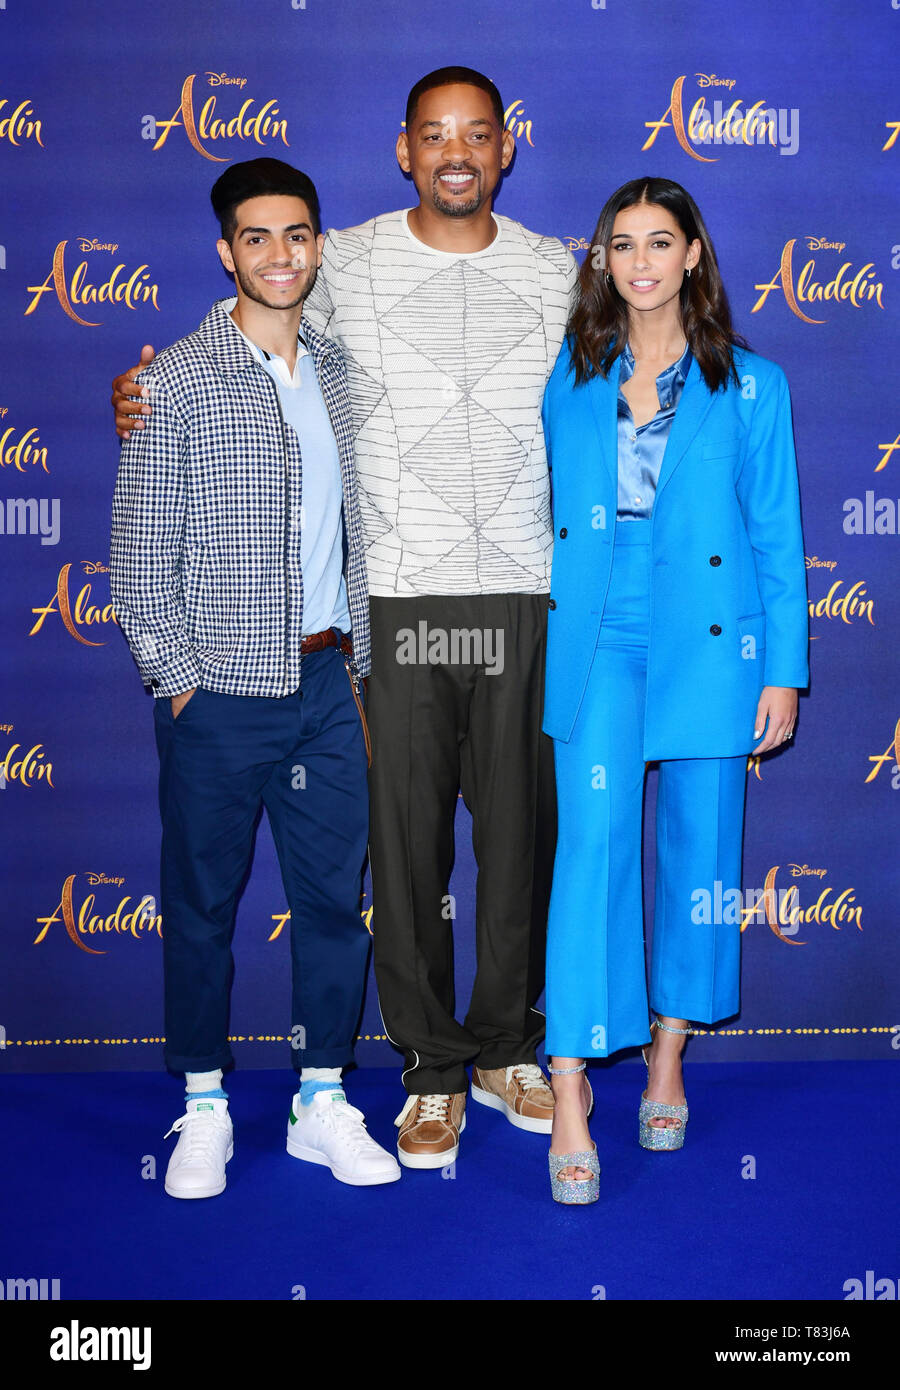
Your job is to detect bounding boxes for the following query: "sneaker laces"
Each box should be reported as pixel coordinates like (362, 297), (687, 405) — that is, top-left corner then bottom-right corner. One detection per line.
(510, 1064), (550, 1093)
(164, 1110), (229, 1163)
(320, 1099), (380, 1155)
(416, 1093), (452, 1122)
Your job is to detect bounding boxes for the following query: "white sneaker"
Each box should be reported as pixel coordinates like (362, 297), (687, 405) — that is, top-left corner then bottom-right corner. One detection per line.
(286, 1089), (401, 1186)
(164, 1096), (233, 1199)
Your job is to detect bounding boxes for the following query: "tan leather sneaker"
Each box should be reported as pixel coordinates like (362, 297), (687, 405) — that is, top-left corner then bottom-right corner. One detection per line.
(471, 1064), (555, 1133)
(394, 1092), (467, 1169)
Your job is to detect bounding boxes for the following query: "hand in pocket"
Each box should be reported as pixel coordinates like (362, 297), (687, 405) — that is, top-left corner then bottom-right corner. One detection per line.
(171, 688), (197, 720)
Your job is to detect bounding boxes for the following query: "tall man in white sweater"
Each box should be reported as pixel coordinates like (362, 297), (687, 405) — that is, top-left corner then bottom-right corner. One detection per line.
(112, 67), (578, 1170)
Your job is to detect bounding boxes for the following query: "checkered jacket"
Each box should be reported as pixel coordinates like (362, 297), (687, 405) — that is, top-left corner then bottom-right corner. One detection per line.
(110, 299), (370, 697)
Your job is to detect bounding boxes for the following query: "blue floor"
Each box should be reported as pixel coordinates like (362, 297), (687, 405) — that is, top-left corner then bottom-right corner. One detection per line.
(1, 1061), (894, 1301)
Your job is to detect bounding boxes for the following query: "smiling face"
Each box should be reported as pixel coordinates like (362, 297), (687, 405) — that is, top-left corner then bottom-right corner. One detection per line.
(607, 200), (701, 318)
(396, 82), (514, 219)
(216, 194), (324, 310)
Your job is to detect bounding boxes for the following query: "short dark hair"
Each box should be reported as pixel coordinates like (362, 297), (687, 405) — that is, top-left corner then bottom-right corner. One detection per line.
(210, 158), (321, 244)
(405, 66), (504, 131)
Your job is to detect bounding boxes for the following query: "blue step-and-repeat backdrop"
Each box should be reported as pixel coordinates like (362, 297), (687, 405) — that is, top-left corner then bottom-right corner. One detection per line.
(1, 0), (898, 1072)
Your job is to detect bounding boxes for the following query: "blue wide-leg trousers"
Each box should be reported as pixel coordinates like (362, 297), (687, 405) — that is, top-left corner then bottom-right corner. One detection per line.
(545, 519), (748, 1059)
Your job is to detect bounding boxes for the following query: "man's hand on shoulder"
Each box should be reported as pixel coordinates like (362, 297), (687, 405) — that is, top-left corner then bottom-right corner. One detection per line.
(112, 345), (156, 440)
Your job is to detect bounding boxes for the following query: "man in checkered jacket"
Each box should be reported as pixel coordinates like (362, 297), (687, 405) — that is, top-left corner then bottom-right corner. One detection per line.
(109, 159), (400, 1198)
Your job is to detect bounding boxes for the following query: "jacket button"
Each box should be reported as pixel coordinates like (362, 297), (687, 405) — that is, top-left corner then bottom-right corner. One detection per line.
(559, 527), (568, 539)
(709, 555), (721, 566)
(709, 624), (722, 635)
(150, 678), (161, 688)
(548, 599), (557, 611)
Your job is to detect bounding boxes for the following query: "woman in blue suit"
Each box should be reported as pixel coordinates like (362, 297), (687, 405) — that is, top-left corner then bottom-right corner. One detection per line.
(543, 178), (808, 1203)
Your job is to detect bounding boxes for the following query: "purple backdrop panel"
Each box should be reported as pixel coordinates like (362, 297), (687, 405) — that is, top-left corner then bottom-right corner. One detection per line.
(1, 0), (897, 1071)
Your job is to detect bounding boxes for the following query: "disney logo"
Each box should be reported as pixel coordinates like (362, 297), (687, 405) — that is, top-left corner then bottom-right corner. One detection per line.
(205, 72), (248, 89)
(806, 237), (847, 253)
(695, 73), (736, 89)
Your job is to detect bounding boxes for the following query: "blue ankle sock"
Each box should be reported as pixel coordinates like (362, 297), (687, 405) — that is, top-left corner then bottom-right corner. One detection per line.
(299, 1079), (343, 1106)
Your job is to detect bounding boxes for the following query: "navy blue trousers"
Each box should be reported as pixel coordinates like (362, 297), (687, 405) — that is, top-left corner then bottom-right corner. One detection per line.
(153, 640), (370, 1074)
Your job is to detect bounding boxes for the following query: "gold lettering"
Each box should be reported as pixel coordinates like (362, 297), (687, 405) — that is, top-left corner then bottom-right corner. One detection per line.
(874, 434), (900, 473)
(0, 743), (54, 788)
(752, 240), (824, 323)
(0, 425), (49, 473)
(34, 875), (104, 954)
(0, 98), (44, 147)
(28, 563), (115, 644)
(268, 909), (291, 942)
(810, 579), (875, 626)
(865, 717), (900, 782)
(157, 76), (288, 161)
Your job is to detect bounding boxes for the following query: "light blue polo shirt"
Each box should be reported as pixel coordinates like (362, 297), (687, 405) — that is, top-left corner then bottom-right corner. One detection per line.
(229, 302), (351, 636)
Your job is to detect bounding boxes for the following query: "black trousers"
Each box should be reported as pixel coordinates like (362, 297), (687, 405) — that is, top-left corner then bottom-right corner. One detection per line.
(367, 593), (556, 1095)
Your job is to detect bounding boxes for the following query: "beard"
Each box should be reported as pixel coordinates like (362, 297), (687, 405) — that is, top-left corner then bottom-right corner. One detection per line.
(430, 167), (485, 218)
(233, 262), (314, 310)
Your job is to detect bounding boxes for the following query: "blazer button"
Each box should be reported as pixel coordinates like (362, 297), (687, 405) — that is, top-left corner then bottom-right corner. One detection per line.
(709, 624), (722, 635)
(709, 555), (722, 566)
(548, 599), (557, 611)
(559, 527), (568, 539)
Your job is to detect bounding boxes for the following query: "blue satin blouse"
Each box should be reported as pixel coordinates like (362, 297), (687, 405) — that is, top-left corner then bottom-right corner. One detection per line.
(616, 340), (693, 521)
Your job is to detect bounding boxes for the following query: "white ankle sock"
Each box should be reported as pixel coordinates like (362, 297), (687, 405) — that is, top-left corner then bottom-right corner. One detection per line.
(299, 1067), (342, 1084)
(298, 1066), (342, 1105)
(185, 1069), (226, 1099)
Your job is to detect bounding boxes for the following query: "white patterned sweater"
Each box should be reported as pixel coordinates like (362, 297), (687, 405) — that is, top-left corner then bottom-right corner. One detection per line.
(304, 209), (579, 597)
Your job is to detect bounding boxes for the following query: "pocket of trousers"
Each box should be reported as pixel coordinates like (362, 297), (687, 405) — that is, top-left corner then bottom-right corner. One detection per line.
(172, 687), (204, 721)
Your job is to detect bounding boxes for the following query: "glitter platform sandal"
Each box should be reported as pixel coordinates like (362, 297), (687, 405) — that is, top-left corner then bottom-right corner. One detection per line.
(639, 1018), (693, 1151)
(547, 1061), (600, 1204)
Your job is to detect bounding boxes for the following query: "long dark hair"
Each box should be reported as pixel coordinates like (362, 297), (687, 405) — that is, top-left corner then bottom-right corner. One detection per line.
(568, 177), (746, 392)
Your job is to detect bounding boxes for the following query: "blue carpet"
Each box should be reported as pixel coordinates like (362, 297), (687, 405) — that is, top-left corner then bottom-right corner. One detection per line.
(1, 1062), (894, 1301)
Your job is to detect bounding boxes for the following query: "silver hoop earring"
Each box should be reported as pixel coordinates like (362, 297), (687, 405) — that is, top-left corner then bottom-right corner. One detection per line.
(606, 273), (613, 286)
(685, 268), (692, 278)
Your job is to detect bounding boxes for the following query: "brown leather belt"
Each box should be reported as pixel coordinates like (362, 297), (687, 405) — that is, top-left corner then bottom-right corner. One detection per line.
(300, 628), (370, 765)
(300, 629), (353, 656)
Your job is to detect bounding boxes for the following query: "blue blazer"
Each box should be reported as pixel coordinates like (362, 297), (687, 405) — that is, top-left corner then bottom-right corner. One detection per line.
(542, 340), (809, 760)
